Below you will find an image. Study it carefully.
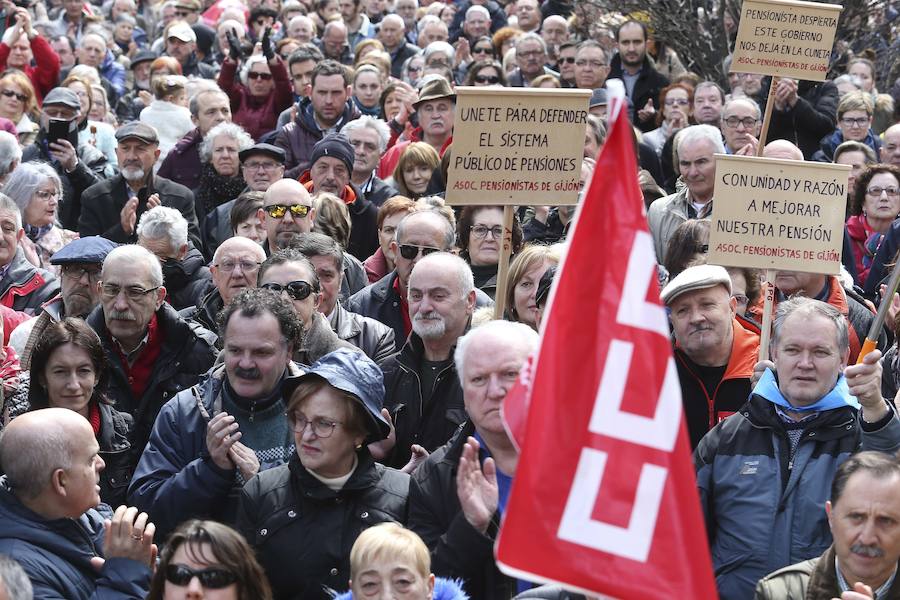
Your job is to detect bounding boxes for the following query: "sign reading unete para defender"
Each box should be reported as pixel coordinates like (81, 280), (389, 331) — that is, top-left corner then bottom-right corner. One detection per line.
(731, 0), (842, 81)
(707, 155), (849, 274)
(445, 87), (590, 206)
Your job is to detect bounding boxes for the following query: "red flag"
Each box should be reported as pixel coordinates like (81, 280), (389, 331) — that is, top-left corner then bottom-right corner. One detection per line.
(496, 90), (718, 599)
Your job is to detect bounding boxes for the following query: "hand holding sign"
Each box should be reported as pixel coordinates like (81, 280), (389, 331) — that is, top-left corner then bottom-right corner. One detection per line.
(774, 78), (799, 110)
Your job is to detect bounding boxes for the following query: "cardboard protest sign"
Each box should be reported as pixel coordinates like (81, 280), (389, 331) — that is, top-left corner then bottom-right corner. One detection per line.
(707, 155), (849, 274)
(731, 0), (842, 81)
(445, 87), (590, 206)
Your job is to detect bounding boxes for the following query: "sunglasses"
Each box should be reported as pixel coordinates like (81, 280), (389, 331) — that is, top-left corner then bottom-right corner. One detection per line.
(474, 75), (500, 84)
(473, 46), (493, 54)
(261, 280), (315, 300)
(1, 89), (27, 102)
(247, 71), (273, 81)
(398, 244), (442, 260)
(263, 204), (310, 219)
(165, 564), (236, 589)
(558, 56), (576, 64)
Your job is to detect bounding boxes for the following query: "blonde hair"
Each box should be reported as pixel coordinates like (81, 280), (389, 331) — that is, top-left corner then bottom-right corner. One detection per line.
(393, 142), (440, 198)
(506, 243), (562, 320)
(350, 523), (430, 581)
(152, 74), (188, 101)
(837, 90), (874, 118)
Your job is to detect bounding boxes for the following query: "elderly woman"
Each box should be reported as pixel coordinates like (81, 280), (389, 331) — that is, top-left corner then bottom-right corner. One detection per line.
(147, 520), (273, 600)
(458, 205), (523, 299)
(392, 142), (440, 199)
(814, 91), (881, 162)
(237, 348), (409, 600)
(0, 71), (36, 141)
(194, 121), (254, 223)
(643, 83), (693, 157)
(4, 162), (77, 273)
(506, 244), (562, 330)
(218, 32), (293, 141)
(846, 164), (900, 286)
(463, 59), (506, 87)
(26, 318), (134, 508)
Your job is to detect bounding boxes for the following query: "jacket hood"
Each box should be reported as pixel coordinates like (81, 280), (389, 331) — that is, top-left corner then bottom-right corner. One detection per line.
(331, 577), (470, 600)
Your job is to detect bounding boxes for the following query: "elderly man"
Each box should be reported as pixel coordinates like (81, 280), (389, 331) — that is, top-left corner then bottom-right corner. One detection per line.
(137, 206), (211, 310)
(755, 451), (900, 599)
(344, 116), (398, 207)
(260, 178), (316, 252)
(21, 87), (108, 229)
(0, 132), (19, 186)
(607, 20), (670, 132)
(11, 236), (115, 367)
(693, 81), (726, 126)
(417, 16), (448, 48)
(508, 33), (556, 87)
(378, 14), (419, 78)
(341, 0), (375, 50)
(0, 194), (59, 314)
(287, 15), (316, 44)
(573, 40), (610, 91)
(301, 134), (378, 260)
(695, 297), (900, 600)
(380, 252), (477, 468)
(291, 232), (395, 361)
(514, 0), (540, 32)
(129, 288), (303, 539)
(239, 143), (287, 194)
(541, 15), (568, 59)
(460, 5), (491, 42)
(259, 248), (355, 365)
(647, 124), (723, 262)
(158, 88), (233, 190)
(52, 0), (88, 41)
(164, 20), (216, 78)
(79, 122), (202, 250)
(409, 319), (539, 598)
(72, 31), (126, 99)
(0, 409), (157, 598)
(318, 20), (352, 65)
(275, 60), (361, 178)
(0, 7), (60, 102)
(86, 244), (217, 455)
(722, 97), (762, 155)
(661, 265), (760, 448)
(182, 235), (266, 333)
(882, 123), (900, 168)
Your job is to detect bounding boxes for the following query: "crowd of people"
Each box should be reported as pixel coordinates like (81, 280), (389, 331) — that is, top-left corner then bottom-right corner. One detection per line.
(0, 0), (894, 598)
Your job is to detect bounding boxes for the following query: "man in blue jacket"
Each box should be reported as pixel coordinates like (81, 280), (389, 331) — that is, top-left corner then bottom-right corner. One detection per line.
(695, 297), (900, 600)
(0, 408), (156, 599)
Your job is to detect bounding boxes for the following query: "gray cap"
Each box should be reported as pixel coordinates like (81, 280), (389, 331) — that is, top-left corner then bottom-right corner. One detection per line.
(43, 88), (82, 110)
(660, 264), (732, 305)
(589, 88), (608, 108)
(115, 121), (159, 145)
(50, 236), (118, 265)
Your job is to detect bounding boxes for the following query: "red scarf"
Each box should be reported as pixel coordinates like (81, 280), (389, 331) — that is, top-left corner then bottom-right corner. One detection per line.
(88, 401), (101, 436)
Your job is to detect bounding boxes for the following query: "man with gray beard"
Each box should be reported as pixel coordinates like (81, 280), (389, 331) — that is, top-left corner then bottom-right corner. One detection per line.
(378, 252), (476, 469)
(78, 122), (203, 251)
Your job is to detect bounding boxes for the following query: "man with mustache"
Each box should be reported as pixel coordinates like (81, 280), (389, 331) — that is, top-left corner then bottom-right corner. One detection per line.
(661, 265), (759, 449)
(129, 288), (303, 540)
(695, 297), (900, 600)
(756, 451), (900, 599)
(78, 122), (202, 251)
(85, 244), (218, 460)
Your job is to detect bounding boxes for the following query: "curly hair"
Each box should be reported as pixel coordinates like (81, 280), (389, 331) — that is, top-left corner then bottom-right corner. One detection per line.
(851, 164), (900, 216)
(217, 287), (304, 346)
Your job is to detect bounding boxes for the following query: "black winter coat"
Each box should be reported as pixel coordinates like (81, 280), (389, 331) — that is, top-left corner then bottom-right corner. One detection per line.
(237, 452), (410, 600)
(330, 302), (397, 362)
(409, 423), (517, 599)
(97, 402), (135, 508)
(608, 54), (670, 132)
(759, 78), (839, 159)
(163, 244), (213, 310)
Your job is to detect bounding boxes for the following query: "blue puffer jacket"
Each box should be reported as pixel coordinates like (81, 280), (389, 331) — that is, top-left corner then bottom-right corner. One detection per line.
(0, 478), (151, 599)
(695, 392), (900, 600)
(331, 577), (469, 599)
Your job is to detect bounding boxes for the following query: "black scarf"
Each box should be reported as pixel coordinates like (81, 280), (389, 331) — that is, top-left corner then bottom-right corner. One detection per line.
(195, 162), (247, 217)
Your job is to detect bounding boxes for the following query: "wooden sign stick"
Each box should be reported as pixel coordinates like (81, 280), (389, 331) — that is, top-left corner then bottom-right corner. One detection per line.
(493, 205), (516, 319)
(754, 78), (780, 361)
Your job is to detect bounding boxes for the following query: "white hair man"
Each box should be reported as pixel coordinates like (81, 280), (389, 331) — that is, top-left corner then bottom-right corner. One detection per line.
(343, 116), (398, 206)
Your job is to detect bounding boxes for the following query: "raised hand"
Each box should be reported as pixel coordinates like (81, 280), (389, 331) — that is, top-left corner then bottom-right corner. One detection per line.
(90, 505), (157, 572)
(206, 412), (240, 471)
(455, 437), (498, 534)
(261, 26), (275, 61)
(226, 29), (243, 63)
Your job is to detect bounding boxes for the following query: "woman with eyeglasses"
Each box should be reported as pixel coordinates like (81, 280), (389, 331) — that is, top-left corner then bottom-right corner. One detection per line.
(0, 71), (36, 142)
(813, 91), (881, 162)
(3, 162), (78, 275)
(392, 142), (440, 200)
(457, 205), (523, 299)
(845, 164), (900, 286)
(139, 75), (193, 167)
(237, 348), (409, 600)
(147, 519), (273, 600)
(218, 27), (293, 141)
(463, 59), (506, 87)
(643, 83), (693, 158)
(25, 318), (135, 508)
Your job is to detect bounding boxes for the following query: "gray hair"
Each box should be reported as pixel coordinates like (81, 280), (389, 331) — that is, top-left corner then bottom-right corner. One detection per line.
(396, 207), (455, 250)
(417, 14), (444, 35)
(189, 87), (228, 118)
(199, 122), (254, 162)
(240, 54), (270, 86)
(515, 32), (547, 54)
(423, 41), (455, 64)
(676, 124), (726, 155)
(0, 415), (73, 500)
(772, 296), (849, 354)
(136, 206), (188, 253)
(723, 96), (762, 121)
(409, 251), (475, 299)
(0, 193), (21, 230)
(0, 555), (32, 600)
(465, 5), (490, 20)
(834, 74), (863, 91)
(454, 318), (538, 378)
(0, 132), (20, 179)
(102, 244), (164, 287)
(2, 163), (59, 227)
(343, 115), (391, 153)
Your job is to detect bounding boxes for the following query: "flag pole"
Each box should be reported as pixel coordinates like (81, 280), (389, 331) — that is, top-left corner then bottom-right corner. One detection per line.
(857, 258), (900, 363)
(494, 205), (515, 319)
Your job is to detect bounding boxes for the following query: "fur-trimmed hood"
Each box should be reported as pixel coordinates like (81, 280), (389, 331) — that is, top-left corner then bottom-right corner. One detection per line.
(332, 577), (469, 600)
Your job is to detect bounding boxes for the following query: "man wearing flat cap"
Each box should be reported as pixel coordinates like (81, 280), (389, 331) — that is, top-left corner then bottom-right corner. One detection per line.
(10, 236), (117, 368)
(300, 133), (378, 261)
(660, 264), (759, 449)
(21, 87), (109, 231)
(378, 75), (455, 178)
(78, 121), (202, 250)
(115, 49), (158, 123)
(694, 296), (900, 600)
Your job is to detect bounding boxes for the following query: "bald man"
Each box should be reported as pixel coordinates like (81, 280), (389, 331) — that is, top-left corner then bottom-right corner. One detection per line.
(763, 139), (804, 161)
(0, 409), (156, 599)
(260, 179), (316, 252)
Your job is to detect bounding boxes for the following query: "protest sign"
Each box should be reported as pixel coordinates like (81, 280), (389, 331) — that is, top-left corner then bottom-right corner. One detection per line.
(707, 155), (849, 274)
(731, 0), (842, 81)
(445, 87), (590, 206)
